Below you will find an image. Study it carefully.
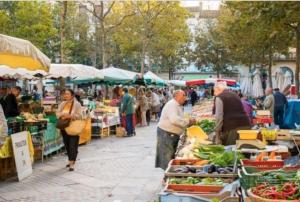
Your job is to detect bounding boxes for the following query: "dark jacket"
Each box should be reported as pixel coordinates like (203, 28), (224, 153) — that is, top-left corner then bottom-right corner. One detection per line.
(274, 91), (287, 109)
(217, 90), (251, 132)
(4, 93), (20, 118)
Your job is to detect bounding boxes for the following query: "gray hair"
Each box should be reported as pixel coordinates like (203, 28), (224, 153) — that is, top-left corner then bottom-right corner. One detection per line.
(173, 90), (184, 97)
(215, 82), (227, 89)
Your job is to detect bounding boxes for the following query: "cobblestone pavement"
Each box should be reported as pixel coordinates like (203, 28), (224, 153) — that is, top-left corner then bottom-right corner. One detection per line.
(0, 123), (164, 202)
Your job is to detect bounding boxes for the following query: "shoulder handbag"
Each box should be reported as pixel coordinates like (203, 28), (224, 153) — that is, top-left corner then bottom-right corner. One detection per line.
(65, 104), (86, 136)
(56, 101), (74, 130)
(65, 119), (86, 136)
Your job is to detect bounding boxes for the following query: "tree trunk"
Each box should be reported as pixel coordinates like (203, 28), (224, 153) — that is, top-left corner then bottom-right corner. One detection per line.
(268, 49), (273, 88)
(296, 26), (300, 98)
(60, 1), (68, 63)
(168, 66), (173, 80)
(101, 30), (107, 68)
(99, 2), (107, 69)
(140, 40), (146, 75)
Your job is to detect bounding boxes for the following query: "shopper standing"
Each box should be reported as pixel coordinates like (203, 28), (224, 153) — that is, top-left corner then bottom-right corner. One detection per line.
(214, 82), (251, 145)
(121, 88), (135, 136)
(56, 89), (82, 171)
(137, 88), (148, 127)
(263, 87), (275, 117)
(151, 90), (161, 121)
(155, 90), (195, 170)
(146, 90), (152, 126)
(273, 88), (288, 128)
(190, 88), (198, 106)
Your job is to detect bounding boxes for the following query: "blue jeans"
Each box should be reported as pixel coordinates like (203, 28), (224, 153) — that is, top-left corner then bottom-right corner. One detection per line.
(125, 114), (134, 136)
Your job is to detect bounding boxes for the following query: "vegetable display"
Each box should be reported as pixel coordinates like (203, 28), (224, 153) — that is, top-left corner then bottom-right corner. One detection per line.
(251, 182), (300, 200)
(196, 120), (216, 134)
(169, 177), (227, 185)
(193, 145), (244, 167)
(173, 165), (234, 175)
(259, 170), (300, 183)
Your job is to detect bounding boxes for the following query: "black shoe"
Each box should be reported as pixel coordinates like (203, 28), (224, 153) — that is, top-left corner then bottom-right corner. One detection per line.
(69, 167), (74, 171)
(66, 164), (70, 168)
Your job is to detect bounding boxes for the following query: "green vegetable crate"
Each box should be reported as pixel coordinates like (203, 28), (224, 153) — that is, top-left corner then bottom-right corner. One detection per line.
(165, 176), (234, 194)
(238, 167), (299, 190)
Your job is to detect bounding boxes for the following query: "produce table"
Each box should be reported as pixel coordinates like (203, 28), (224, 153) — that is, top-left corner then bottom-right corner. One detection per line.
(159, 102), (300, 201)
(91, 107), (120, 137)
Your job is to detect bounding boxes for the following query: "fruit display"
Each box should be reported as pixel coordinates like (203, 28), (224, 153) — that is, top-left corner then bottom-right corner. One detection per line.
(261, 128), (277, 140)
(191, 100), (215, 122)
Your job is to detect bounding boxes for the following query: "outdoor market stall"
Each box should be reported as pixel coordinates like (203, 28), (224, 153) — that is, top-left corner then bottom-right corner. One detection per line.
(159, 97), (300, 202)
(0, 34), (51, 180)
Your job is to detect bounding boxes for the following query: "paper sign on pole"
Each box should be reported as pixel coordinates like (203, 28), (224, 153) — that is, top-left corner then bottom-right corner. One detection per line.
(11, 131), (32, 181)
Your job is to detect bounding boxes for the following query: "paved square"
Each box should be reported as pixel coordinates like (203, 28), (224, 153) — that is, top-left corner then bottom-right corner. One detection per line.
(0, 123), (163, 202)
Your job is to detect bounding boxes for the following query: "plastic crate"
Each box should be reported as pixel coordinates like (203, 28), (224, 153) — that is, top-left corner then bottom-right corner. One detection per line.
(238, 130), (258, 140)
(240, 159), (284, 170)
(238, 167), (261, 190)
(169, 159), (205, 166)
(165, 184), (224, 194)
(247, 189), (299, 202)
(239, 166), (299, 190)
(253, 117), (273, 124)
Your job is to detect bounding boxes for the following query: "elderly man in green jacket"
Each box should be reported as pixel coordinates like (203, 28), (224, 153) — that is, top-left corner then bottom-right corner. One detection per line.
(121, 88), (135, 136)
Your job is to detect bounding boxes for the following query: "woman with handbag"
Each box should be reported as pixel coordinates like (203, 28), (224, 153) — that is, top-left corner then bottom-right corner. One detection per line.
(56, 89), (83, 171)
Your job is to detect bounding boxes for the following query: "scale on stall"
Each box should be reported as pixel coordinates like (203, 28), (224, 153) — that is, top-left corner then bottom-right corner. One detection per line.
(236, 139), (266, 150)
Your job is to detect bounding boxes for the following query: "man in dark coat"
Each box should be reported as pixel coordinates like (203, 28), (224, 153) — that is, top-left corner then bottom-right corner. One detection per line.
(273, 88), (288, 128)
(190, 88), (198, 106)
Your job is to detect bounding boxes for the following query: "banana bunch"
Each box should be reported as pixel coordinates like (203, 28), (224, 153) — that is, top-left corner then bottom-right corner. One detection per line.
(261, 128), (277, 140)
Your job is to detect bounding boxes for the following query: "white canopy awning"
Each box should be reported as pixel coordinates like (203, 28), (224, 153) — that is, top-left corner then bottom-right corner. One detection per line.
(48, 64), (103, 79)
(98, 66), (139, 81)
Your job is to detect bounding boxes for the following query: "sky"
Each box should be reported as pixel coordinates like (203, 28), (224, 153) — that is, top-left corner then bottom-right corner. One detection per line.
(181, 0), (221, 10)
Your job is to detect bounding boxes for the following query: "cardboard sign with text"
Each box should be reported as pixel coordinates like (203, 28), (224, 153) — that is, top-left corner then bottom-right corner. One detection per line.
(11, 131), (32, 181)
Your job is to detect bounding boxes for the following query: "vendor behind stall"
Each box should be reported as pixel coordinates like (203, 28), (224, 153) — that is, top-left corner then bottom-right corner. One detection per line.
(3, 86), (21, 118)
(214, 82), (251, 145)
(155, 90), (195, 170)
(0, 105), (8, 136)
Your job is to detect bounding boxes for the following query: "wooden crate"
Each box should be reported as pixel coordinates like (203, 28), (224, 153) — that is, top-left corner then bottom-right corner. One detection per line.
(116, 127), (126, 137)
(100, 127), (110, 138)
(0, 157), (16, 180)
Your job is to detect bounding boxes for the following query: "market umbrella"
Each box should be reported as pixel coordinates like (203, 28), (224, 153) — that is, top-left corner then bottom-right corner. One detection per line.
(166, 80), (186, 87)
(275, 70), (285, 91)
(252, 69), (264, 98)
(0, 65), (34, 79)
(143, 71), (165, 86)
(49, 64), (103, 79)
(240, 74), (252, 96)
(282, 71), (292, 91)
(0, 34), (50, 71)
(98, 66), (139, 83)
